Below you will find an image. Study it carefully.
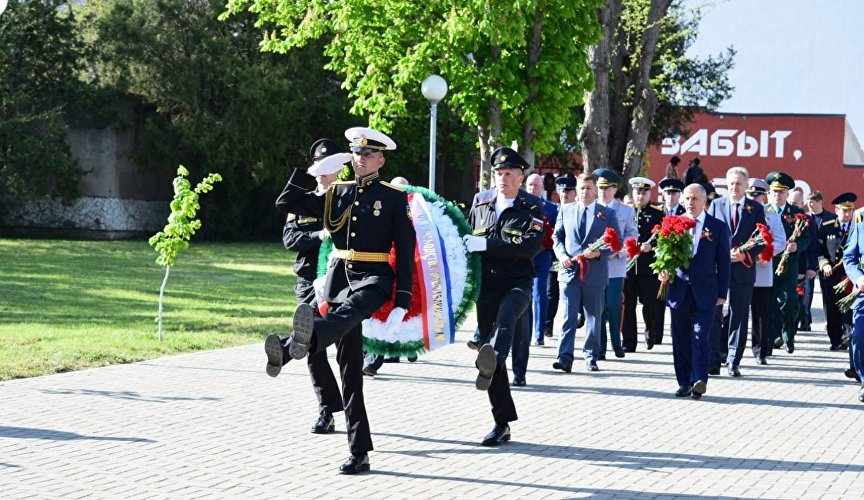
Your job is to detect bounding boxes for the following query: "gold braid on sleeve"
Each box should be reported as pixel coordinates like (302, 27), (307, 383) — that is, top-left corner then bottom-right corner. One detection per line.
(324, 185), (352, 233)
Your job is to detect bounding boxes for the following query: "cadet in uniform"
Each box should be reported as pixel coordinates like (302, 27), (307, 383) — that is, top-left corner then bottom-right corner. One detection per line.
(622, 177), (664, 351)
(269, 127), (415, 474)
(269, 139), (351, 435)
(766, 172), (811, 354)
(818, 193), (857, 350)
(462, 147), (544, 446)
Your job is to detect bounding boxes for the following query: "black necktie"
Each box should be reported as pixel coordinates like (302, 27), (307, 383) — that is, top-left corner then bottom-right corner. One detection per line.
(578, 206), (587, 241)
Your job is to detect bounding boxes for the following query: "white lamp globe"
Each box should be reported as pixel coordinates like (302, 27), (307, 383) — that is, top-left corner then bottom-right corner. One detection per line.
(421, 75), (448, 104)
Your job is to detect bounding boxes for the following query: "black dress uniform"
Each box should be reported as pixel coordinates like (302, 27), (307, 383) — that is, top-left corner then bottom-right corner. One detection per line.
(622, 182), (664, 352)
(274, 129), (415, 473)
(467, 147), (544, 446)
(818, 193), (857, 349)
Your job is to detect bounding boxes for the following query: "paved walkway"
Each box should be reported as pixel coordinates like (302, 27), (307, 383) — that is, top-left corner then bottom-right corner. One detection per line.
(2, 287), (863, 499)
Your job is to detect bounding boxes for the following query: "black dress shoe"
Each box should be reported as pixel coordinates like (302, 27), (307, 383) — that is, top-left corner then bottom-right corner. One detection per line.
(586, 360), (599, 372)
(774, 337), (784, 348)
(288, 303), (315, 360)
(535, 338), (545, 346)
(577, 315), (585, 329)
(512, 378), (526, 387)
(475, 344), (497, 391)
(265, 333), (286, 378)
(675, 386), (692, 397)
(362, 366), (377, 377)
(614, 347), (626, 358)
(785, 342), (794, 354)
(544, 327), (553, 338)
(624, 347), (636, 353)
(691, 380), (706, 400)
(655, 338), (664, 345)
(644, 331), (655, 350)
(407, 355), (418, 362)
(841, 335), (851, 349)
(708, 364), (721, 376)
(830, 345), (843, 351)
(312, 411), (335, 434)
(481, 424), (511, 446)
(598, 353), (606, 361)
(466, 340), (479, 351)
(339, 454), (370, 475)
(845, 368), (861, 382)
(799, 322), (811, 332)
(758, 357), (768, 365)
(383, 357), (401, 363)
(552, 361), (572, 373)
(727, 364), (741, 377)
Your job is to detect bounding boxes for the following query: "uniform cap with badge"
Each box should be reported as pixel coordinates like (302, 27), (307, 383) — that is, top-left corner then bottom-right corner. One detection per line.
(592, 168), (621, 188)
(745, 178), (769, 195)
(628, 176), (655, 192)
(345, 127), (397, 153)
(555, 174), (577, 192)
(658, 177), (685, 192)
(765, 171), (795, 192)
(832, 192), (858, 209)
(491, 147), (530, 171)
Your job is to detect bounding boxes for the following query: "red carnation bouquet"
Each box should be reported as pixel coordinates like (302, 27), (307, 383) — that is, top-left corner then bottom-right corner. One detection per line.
(834, 264), (864, 313)
(624, 231), (658, 272)
(575, 227), (621, 282)
(775, 214), (810, 276)
(649, 215), (698, 300)
(734, 222), (774, 267)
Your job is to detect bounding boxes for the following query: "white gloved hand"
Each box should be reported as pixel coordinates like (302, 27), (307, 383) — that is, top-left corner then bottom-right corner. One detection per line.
(462, 234), (487, 253)
(318, 228), (330, 241)
(384, 307), (407, 334)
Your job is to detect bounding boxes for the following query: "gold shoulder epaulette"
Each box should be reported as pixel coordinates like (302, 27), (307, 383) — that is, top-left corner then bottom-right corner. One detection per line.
(380, 181), (405, 191)
(333, 180), (353, 185)
(824, 219), (838, 226)
(650, 202), (663, 209)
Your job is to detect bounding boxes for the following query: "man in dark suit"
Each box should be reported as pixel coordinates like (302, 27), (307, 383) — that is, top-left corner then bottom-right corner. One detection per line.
(664, 184), (731, 400)
(552, 173), (621, 372)
(273, 139), (352, 434)
(819, 193), (857, 350)
(463, 147), (545, 446)
(842, 204), (864, 402)
(707, 167), (766, 377)
(766, 172), (811, 354)
(271, 127), (416, 475)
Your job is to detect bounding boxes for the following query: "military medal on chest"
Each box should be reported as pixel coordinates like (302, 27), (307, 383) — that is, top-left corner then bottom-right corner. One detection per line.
(373, 200), (382, 216)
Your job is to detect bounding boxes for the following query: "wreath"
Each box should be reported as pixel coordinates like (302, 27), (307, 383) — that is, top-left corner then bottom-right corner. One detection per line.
(317, 185), (480, 357)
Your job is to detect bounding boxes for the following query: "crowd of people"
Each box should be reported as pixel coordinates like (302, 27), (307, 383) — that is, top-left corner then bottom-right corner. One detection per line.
(266, 127), (864, 474)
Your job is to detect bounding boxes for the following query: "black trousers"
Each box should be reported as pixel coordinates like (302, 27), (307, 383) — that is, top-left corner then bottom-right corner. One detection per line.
(477, 278), (531, 426)
(819, 273), (845, 347)
(296, 278), (343, 416)
(312, 285), (388, 455)
(750, 286), (773, 359)
(545, 270), (559, 333)
(622, 273), (660, 350)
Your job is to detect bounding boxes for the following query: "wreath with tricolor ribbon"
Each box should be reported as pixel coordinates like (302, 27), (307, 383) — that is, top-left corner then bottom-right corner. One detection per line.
(316, 185), (480, 357)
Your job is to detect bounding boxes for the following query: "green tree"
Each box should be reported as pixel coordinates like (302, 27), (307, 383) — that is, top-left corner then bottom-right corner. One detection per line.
(222, 0), (602, 188)
(92, 0), (358, 238)
(578, 0), (734, 182)
(0, 0), (86, 201)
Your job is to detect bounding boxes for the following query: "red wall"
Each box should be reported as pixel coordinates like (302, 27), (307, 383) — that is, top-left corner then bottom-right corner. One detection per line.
(646, 113), (862, 201)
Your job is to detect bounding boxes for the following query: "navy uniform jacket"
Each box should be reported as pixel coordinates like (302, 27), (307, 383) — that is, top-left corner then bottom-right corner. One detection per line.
(818, 216), (851, 272)
(628, 204), (664, 276)
(282, 212), (324, 282)
(707, 196), (766, 285)
(276, 169), (416, 309)
(843, 208), (864, 309)
(468, 188), (545, 284)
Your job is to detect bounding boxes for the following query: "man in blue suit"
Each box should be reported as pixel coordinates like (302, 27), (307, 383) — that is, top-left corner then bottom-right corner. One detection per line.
(707, 167), (766, 377)
(664, 184), (730, 400)
(552, 173), (621, 372)
(843, 205), (864, 402)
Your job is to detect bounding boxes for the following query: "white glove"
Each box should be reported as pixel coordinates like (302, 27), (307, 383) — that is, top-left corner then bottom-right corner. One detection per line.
(462, 235), (487, 253)
(318, 228), (330, 241)
(384, 307), (407, 334)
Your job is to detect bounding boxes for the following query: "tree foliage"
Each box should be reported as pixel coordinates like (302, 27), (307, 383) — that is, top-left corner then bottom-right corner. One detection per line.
(222, 0), (602, 186)
(0, 0), (86, 200)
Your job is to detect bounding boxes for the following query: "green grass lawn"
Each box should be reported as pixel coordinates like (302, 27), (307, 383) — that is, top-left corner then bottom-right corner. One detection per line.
(0, 238), (297, 380)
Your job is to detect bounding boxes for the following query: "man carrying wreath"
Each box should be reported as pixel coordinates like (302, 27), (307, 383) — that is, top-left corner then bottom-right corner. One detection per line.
(552, 173), (621, 373)
(660, 184), (730, 400)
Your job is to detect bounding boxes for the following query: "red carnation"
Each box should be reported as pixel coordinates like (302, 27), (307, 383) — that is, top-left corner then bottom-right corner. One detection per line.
(603, 227), (622, 252)
(757, 243), (774, 263)
(624, 237), (641, 259)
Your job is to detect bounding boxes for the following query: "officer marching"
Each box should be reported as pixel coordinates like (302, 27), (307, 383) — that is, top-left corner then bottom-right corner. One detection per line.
(818, 193), (857, 350)
(462, 147), (545, 447)
(269, 127), (415, 474)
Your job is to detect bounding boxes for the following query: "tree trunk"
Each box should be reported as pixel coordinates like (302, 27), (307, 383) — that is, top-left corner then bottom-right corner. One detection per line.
(157, 265), (170, 342)
(622, 0), (672, 181)
(578, 0), (621, 172)
(608, 9), (631, 175)
(520, 7), (543, 171)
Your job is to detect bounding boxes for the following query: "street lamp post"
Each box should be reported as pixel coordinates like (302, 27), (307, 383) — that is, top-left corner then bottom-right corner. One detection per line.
(421, 75), (448, 191)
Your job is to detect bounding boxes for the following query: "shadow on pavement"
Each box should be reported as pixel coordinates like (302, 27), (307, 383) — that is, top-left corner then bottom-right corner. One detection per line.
(0, 426), (155, 443)
(40, 388), (221, 403)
